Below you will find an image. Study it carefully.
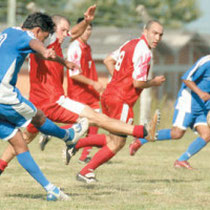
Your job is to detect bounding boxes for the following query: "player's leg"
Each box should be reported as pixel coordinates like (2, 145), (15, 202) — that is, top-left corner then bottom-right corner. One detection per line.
(8, 130), (69, 200)
(79, 106), (100, 163)
(79, 124), (99, 163)
(174, 112), (209, 169)
(0, 100), (87, 174)
(175, 124), (210, 169)
(32, 109), (87, 145)
(58, 96), (156, 140)
(129, 108), (187, 156)
(77, 134), (126, 183)
(0, 117), (68, 201)
(0, 124), (39, 172)
(76, 100), (138, 183)
(37, 98), (83, 151)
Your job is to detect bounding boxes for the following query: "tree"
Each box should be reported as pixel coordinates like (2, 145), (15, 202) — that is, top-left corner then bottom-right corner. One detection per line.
(1, 0), (200, 28)
(65, 0), (200, 28)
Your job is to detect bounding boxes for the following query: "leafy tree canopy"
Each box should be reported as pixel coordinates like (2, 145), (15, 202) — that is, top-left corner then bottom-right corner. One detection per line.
(1, 0), (200, 28)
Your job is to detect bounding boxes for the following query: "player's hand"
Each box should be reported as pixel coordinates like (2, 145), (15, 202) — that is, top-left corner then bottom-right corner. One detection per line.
(44, 48), (56, 59)
(84, 4), (96, 23)
(152, 75), (166, 86)
(65, 61), (80, 71)
(92, 81), (104, 93)
(199, 91), (210, 102)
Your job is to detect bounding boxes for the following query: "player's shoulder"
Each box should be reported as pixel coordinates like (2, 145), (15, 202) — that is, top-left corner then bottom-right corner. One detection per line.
(68, 39), (81, 52)
(2, 27), (36, 43)
(198, 55), (210, 66)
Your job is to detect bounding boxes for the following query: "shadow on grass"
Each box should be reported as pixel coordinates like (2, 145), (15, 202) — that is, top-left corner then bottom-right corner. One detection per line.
(7, 193), (45, 200)
(135, 178), (202, 183)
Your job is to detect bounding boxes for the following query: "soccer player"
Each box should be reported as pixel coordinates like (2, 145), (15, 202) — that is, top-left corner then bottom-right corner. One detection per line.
(0, 6), (159, 178)
(66, 20), (165, 183)
(130, 55), (210, 170)
(0, 12), (87, 201)
(0, 5), (96, 173)
(66, 17), (103, 163)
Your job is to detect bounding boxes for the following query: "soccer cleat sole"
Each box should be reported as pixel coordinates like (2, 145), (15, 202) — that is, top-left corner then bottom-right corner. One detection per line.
(145, 109), (160, 142)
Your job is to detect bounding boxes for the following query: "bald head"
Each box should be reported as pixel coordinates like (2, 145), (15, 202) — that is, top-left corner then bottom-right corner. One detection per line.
(143, 19), (163, 49)
(144, 20), (163, 30)
(52, 15), (70, 26)
(52, 15), (70, 44)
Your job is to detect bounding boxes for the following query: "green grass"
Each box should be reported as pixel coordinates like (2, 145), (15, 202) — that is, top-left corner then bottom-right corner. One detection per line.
(1, 101), (210, 210)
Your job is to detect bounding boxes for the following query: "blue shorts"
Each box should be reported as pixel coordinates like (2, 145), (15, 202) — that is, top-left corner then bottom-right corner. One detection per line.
(0, 97), (37, 141)
(172, 109), (208, 130)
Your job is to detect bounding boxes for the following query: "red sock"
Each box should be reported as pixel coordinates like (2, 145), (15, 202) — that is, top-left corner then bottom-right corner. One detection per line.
(60, 124), (72, 129)
(88, 126), (99, 136)
(0, 159), (8, 171)
(79, 147), (92, 161)
(79, 126), (99, 161)
(27, 123), (38, 134)
(132, 125), (144, 138)
(76, 134), (106, 149)
(80, 146), (115, 176)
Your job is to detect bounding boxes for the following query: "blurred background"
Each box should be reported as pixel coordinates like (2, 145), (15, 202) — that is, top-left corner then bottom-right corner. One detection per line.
(1, 0), (209, 108)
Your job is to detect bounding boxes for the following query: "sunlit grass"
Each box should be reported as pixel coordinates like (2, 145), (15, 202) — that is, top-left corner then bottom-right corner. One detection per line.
(0, 99), (210, 210)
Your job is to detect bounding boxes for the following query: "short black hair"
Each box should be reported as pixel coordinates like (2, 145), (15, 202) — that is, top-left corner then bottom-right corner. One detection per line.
(77, 17), (92, 27)
(22, 12), (55, 34)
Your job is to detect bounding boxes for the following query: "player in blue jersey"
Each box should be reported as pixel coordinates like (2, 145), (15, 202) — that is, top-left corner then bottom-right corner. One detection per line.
(0, 12), (91, 201)
(130, 55), (210, 169)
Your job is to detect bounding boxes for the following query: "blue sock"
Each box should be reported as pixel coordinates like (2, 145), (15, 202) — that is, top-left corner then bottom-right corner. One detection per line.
(139, 138), (149, 145)
(178, 137), (207, 161)
(17, 151), (50, 189)
(157, 129), (172, 141)
(37, 118), (74, 141)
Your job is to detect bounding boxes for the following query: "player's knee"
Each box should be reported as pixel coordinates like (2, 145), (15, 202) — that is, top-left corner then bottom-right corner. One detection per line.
(200, 132), (210, 142)
(31, 109), (46, 127)
(171, 128), (184, 139)
(80, 105), (98, 125)
(111, 137), (126, 152)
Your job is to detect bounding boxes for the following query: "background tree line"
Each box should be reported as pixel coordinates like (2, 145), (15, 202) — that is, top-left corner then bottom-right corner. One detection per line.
(0, 0), (200, 28)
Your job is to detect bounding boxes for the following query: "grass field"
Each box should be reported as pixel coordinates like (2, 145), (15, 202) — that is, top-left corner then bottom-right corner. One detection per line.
(0, 101), (210, 210)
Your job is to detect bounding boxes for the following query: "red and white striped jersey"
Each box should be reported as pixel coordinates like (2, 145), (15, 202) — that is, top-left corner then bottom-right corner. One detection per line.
(29, 34), (65, 105)
(104, 35), (152, 107)
(66, 39), (100, 106)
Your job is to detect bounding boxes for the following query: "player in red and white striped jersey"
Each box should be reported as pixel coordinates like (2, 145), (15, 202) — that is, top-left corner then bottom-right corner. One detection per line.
(0, 8), (159, 176)
(67, 17), (103, 163)
(74, 20), (165, 183)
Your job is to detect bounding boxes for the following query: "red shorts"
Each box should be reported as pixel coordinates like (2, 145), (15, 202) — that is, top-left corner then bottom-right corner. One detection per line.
(101, 93), (134, 124)
(27, 96), (85, 133)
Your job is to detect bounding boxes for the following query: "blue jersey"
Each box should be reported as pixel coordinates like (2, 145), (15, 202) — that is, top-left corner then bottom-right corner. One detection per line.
(0, 27), (35, 104)
(175, 55), (210, 113)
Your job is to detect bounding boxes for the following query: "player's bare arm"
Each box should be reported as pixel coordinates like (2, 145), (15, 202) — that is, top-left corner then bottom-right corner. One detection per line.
(30, 39), (79, 69)
(29, 39), (56, 59)
(70, 4), (96, 41)
(133, 75), (166, 89)
(104, 55), (116, 76)
(183, 79), (210, 101)
(71, 74), (103, 93)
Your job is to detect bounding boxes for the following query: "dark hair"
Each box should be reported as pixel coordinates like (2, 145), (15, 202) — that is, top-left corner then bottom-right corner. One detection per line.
(22, 12), (55, 34)
(77, 17), (92, 27)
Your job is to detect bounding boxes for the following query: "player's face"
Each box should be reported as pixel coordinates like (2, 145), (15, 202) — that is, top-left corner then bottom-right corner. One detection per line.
(144, 22), (163, 49)
(80, 25), (92, 43)
(34, 29), (50, 42)
(56, 19), (70, 44)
